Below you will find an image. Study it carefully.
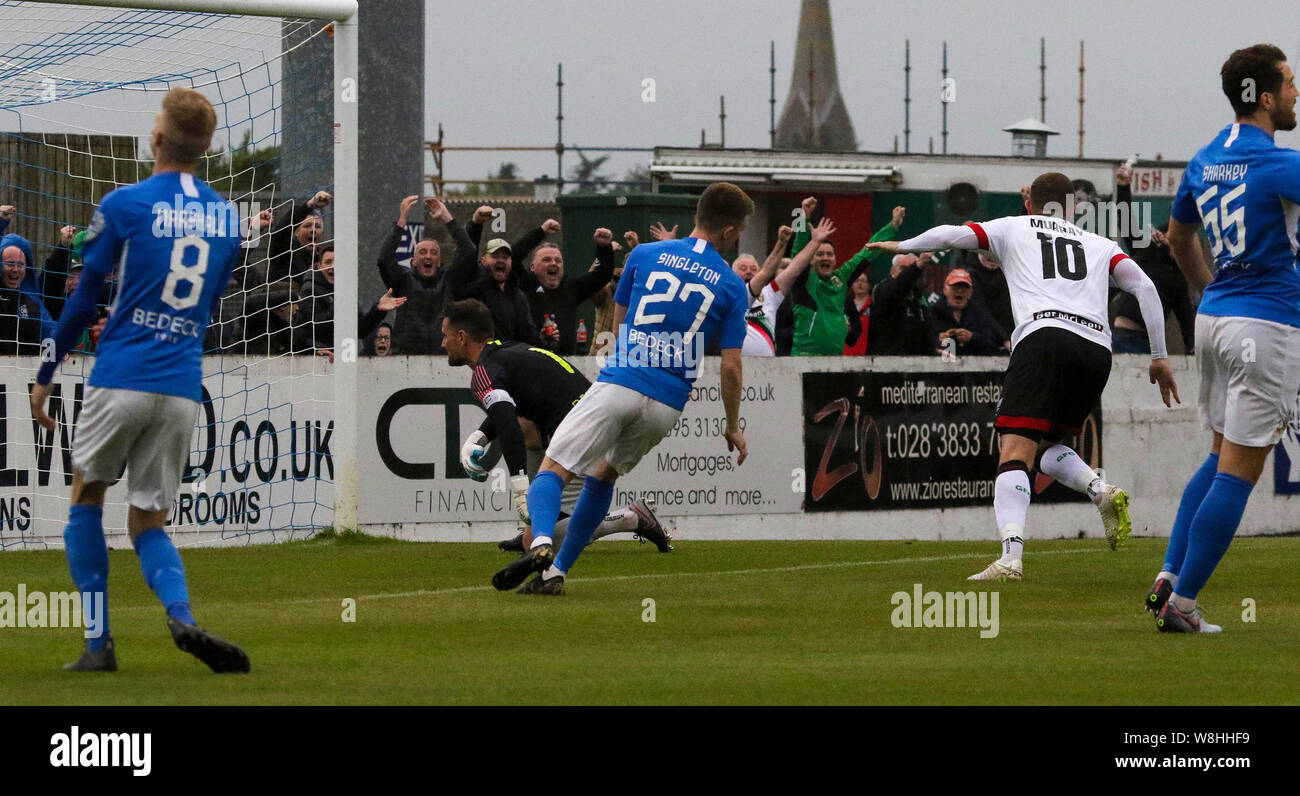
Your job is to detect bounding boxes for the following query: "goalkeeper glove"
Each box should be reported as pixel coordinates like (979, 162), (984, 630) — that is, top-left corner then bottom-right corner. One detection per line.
(459, 430), (489, 482)
(510, 473), (530, 523)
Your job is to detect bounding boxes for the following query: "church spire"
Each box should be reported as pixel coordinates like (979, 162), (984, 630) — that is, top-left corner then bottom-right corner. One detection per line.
(775, 0), (857, 151)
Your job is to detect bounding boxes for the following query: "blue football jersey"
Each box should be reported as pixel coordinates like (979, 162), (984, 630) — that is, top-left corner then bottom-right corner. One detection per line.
(1171, 122), (1300, 328)
(600, 237), (748, 410)
(80, 171), (242, 400)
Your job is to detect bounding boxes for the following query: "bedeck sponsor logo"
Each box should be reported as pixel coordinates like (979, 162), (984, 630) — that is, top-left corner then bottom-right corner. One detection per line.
(49, 726), (151, 777)
(890, 583), (1000, 638)
(597, 323), (707, 379)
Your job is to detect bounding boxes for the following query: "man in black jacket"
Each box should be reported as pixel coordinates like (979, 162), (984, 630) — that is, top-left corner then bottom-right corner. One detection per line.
(266, 190), (330, 285)
(515, 228), (615, 354)
(301, 244), (336, 352)
(1112, 168), (1197, 354)
(866, 252), (934, 356)
(444, 201), (539, 345)
(238, 283), (317, 357)
(41, 224), (80, 320)
(925, 268), (1006, 356)
(377, 195), (448, 354)
(964, 249), (1014, 343)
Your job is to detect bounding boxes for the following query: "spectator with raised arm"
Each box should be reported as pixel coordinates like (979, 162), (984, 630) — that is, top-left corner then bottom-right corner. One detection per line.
(867, 252), (936, 356)
(591, 229), (640, 343)
(743, 226), (793, 294)
(41, 225), (81, 320)
(465, 207), (555, 276)
(1111, 165), (1197, 354)
(443, 200), (538, 345)
(311, 289), (406, 362)
(787, 197), (904, 355)
(515, 228), (616, 354)
(732, 225), (794, 356)
(964, 248), (1014, 344)
(47, 230), (114, 352)
(360, 288), (407, 342)
(648, 221), (678, 241)
(376, 195), (448, 354)
(265, 190), (330, 285)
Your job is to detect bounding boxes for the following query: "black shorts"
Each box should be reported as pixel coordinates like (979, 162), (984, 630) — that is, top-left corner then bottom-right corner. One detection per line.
(996, 327), (1111, 442)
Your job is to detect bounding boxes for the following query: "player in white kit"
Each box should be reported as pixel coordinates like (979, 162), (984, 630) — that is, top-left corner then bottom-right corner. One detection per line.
(869, 172), (1180, 580)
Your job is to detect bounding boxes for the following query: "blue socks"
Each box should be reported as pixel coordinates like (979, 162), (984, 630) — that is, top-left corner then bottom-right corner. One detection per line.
(64, 505), (110, 652)
(526, 470), (565, 545)
(133, 528), (195, 625)
(66, 511), (196, 646)
(1162, 452), (1219, 576)
(1173, 472), (1253, 602)
(554, 477), (616, 575)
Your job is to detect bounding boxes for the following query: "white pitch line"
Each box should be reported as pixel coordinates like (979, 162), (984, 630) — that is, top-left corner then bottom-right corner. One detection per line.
(116, 545), (1108, 612)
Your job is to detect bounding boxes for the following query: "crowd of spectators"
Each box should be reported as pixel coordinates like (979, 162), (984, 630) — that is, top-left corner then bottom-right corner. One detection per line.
(0, 167), (1199, 360)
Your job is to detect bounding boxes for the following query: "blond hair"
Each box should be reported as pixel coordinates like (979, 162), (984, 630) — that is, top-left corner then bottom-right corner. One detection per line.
(157, 87), (217, 165)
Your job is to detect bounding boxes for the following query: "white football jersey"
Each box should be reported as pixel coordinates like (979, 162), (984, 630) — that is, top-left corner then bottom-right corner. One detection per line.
(966, 215), (1128, 351)
(741, 281), (782, 357)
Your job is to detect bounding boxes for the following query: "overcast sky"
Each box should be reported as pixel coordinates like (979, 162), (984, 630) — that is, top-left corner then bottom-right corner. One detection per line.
(424, 0), (1300, 185)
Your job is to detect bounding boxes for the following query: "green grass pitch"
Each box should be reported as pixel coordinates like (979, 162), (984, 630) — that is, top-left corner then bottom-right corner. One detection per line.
(2, 534), (1295, 705)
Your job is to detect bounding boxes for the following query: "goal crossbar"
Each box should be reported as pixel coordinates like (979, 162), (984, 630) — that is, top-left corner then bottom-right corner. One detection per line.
(20, 0), (357, 20)
(7, 0), (362, 535)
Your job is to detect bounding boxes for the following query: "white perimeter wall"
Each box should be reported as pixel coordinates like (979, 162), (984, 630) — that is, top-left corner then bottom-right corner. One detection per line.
(2, 353), (1294, 549)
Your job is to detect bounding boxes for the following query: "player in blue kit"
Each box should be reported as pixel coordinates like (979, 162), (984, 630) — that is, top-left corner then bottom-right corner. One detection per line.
(1147, 44), (1300, 633)
(30, 87), (250, 671)
(492, 182), (754, 595)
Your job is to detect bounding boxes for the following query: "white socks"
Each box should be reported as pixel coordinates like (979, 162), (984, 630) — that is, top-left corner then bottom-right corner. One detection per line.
(1038, 444), (1101, 496)
(1000, 526), (1025, 563)
(551, 508), (639, 544)
(595, 508), (639, 539)
(994, 468), (1031, 564)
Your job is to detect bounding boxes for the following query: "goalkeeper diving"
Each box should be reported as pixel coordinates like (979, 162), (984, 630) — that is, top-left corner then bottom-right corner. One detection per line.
(441, 296), (673, 557)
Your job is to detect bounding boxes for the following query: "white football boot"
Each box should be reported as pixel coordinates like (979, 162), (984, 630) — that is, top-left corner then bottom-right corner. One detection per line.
(968, 559), (1023, 581)
(1091, 482), (1132, 550)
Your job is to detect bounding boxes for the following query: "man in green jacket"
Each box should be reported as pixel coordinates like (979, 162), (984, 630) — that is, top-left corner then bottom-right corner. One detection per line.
(789, 197), (905, 355)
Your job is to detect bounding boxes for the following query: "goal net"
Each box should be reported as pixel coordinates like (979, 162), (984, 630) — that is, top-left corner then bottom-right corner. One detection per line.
(0, 1), (355, 548)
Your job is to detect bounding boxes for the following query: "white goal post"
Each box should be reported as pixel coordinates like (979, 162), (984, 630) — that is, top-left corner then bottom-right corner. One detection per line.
(9, 0), (360, 539)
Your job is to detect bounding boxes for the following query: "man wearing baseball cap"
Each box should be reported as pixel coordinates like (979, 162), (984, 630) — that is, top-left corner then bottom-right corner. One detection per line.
(926, 267), (1006, 356)
(436, 197), (539, 345)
